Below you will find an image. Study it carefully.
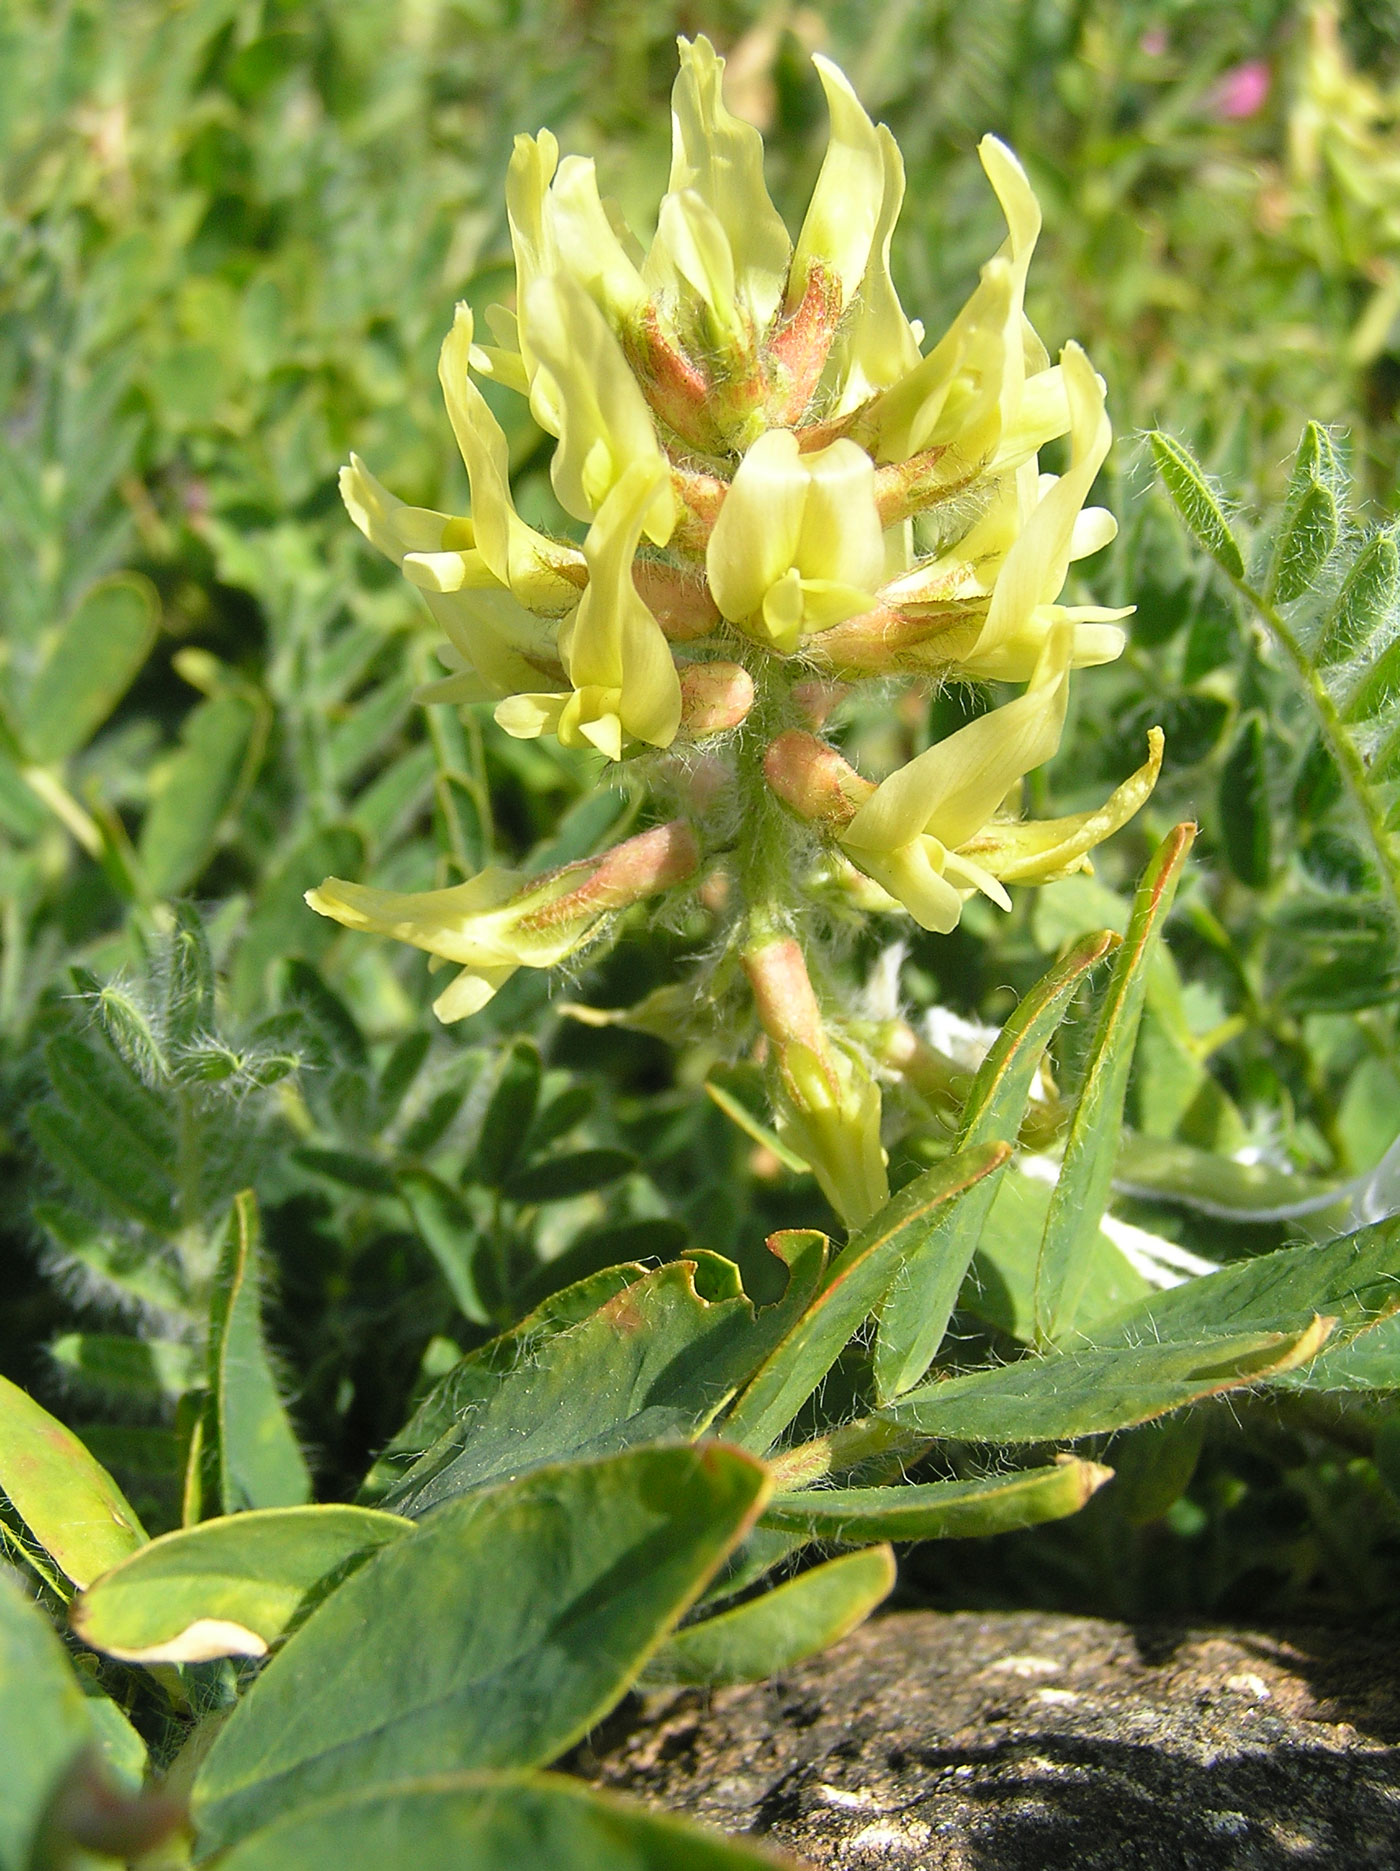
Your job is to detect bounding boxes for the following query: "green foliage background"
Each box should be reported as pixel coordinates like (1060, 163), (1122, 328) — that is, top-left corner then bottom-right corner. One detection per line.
(5, 0), (1400, 1632)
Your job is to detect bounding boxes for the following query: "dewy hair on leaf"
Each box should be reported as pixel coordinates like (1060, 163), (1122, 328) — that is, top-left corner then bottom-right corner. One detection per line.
(309, 35), (1160, 1226)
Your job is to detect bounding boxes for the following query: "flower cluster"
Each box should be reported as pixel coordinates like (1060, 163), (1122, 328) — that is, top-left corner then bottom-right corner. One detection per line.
(310, 38), (1160, 1225)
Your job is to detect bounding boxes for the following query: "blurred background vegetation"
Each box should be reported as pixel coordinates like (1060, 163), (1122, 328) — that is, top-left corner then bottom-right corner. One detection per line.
(5, 0), (1400, 1627)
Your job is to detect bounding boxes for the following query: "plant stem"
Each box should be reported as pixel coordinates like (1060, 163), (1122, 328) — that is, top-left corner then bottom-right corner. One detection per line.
(1237, 577), (1400, 925)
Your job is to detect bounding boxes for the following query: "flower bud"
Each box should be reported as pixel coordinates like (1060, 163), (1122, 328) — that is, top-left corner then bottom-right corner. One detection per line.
(678, 661), (755, 736)
(744, 937), (888, 1227)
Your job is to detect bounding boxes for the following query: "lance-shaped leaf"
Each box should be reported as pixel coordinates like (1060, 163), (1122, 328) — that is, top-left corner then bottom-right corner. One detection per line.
(212, 1771), (796, 1871)
(380, 1243), (823, 1518)
(192, 1444), (769, 1852)
(0, 1374), (146, 1589)
(70, 1506), (408, 1665)
(471, 1038), (542, 1187)
(360, 1262), (649, 1501)
(644, 1547), (895, 1688)
(0, 1572), (101, 1871)
(761, 1459), (1111, 1544)
(1088, 1215), (1400, 1353)
(878, 1322), (1332, 1444)
(1033, 824), (1194, 1345)
(1316, 529), (1399, 668)
(209, 1193), (312, 1515)
(875, 931), (1116, 1400)
(723, 1143), (1011, 1456)
(1267, 422), (1342, 608)
(1148, 431), (1244, 580)
(24, 574), (160, 765)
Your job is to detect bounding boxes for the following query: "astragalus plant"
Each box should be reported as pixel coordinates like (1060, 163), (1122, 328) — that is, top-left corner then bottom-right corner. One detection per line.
(5, 37), (1400, 1871)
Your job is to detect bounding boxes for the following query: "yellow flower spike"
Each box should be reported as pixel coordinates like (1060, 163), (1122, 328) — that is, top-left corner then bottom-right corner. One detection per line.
(306, 821), (700, 1024)
(523, 274), (677, 542)
(744, 936), (889, 1228)
(437, 305), (584, 611)
(838, 626), (1074, 931)
(498, 460), (682, 759)
(788, 57), (891, 323)
(957, 341), (1131, 681)
(667, 36), (791, 334)
(705, 431), (885, 652)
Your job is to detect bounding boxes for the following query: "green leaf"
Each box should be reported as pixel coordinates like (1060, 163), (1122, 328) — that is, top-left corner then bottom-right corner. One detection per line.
(1149, 431), (1245, 580)
(723, 1145), (1009, 1454)
(1317, 530), (1399, 667)
(359, 1263), (651, 1502)
(875, 931), (1117, 1401)
(50, 1332), (200, 1403)
(1089, 1216), (1400, 1353)
(0, 1572), (97, 1871)
(503, 1146), (636, 1204)
(211, 1771), (792, 1871)
(209, 1192), (312, 1515)
(163, 901), (217, 1047)
(0, 1374), (146, 1588)
(1267, 423), (1342, 606)
(398, 1168), (491, 1324)
(30, 1032), (176, 1232)
(292, 1147), (397, 1195)
(879, 1324), (1330, 1444)
(1218, 714), (1272, 888)
(192, 1444), (769, 1851)
(761, 1459), (1112, 1544)
(1106, 1415), (1206, 1526)
(1274, 1310), (1400, 1393)
(139, 693), (264, 896)
(471, 1039), (542, 1187)
(705, 1068), (810, 1174)
(71, 1505), (408, 1665)
(1033, 824), (1194, 1346)
(24, 574), (159, 764)
(962, 1166), (1153, 1343)
(380, 1248), (822, 1518)
(645, 1547), (895, 1688)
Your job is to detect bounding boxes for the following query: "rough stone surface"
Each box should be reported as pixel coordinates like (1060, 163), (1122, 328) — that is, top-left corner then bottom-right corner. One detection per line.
(573, 1611), (1400, 1868)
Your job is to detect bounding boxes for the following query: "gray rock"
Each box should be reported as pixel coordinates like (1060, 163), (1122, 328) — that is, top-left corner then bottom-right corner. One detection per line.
(573, 1611), (1400, 1868)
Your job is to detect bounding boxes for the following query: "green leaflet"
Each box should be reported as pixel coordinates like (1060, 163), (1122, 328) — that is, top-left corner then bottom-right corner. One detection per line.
(71, 1504), (408, 1664)
(1148, 431), (1244, 579)
(963, 1166), (1152, 1344)
(0, 1573), (98, 1871)
(208, 1192), (312, 1515)
(1267, 422), (1342, 608)
(380, 1244), (824, 1518)
(212, 1772), (794, 1871)
(723, 1143), (1010, 1456)
(761, 1459), (1111, 1544)
(23, 573), (160, 765)
(878, 1324), (1330, 1444)
(1033, 824), (1194, 1346)
(1088, 1215), (1400, 1353)
(360, 1262), (650, 1501)
(472, 1038), (542, 1187)
(0, 1373), (146, 1588)
(644, 1547), (895, 1688)
(874, 931), (1117, 1400)
(1274, 1311), (1400, 1392)
(139, 692), (265, 896)
(192, 1444), (769, 1851)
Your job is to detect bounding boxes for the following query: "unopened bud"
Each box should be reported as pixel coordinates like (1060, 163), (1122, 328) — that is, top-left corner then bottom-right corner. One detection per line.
(763, 731), (870, 826)
(743, 937), (888, 1226)
(679, 661), (755, 736)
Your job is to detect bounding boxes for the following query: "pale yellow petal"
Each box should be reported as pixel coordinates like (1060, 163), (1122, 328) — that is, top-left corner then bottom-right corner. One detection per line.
(789, 55), (887, 314)
(706, 428), (807, 621)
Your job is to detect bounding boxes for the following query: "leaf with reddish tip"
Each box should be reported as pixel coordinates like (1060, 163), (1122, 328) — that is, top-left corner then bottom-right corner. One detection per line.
(0, 1374), (146, 1588)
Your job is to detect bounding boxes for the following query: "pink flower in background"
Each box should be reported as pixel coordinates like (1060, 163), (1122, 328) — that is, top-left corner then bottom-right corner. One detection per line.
(1213, 59), (1271, 120)
(1140, 27), (1168, 57)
